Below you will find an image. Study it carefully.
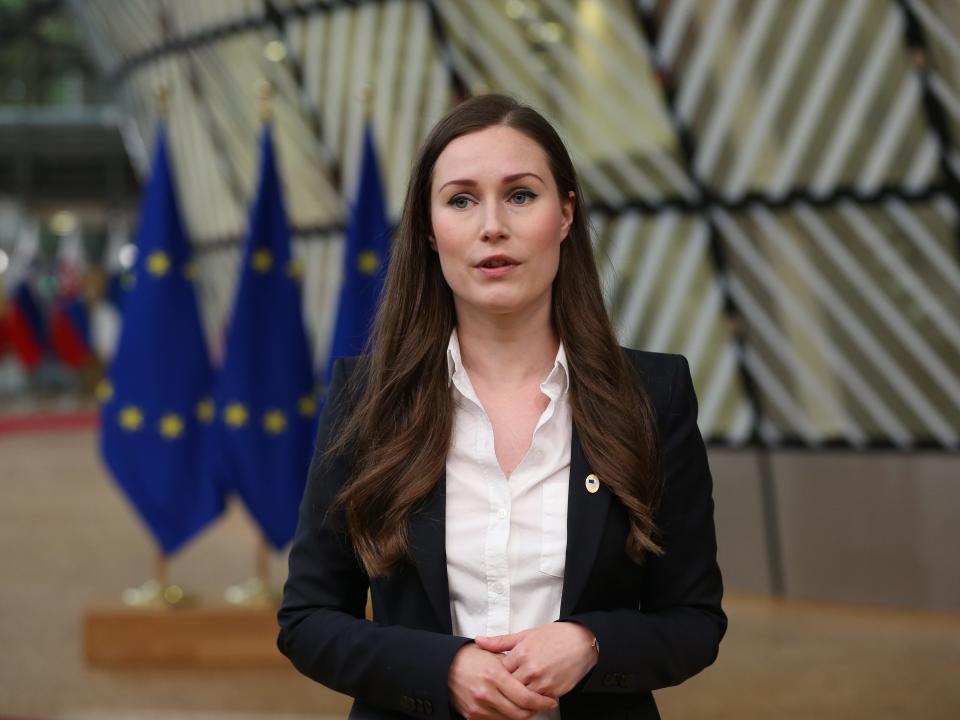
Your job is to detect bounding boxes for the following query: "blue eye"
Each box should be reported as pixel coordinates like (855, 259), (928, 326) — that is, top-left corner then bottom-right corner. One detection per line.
(510, 189), (537, 204)
(449, 195), (472, 209)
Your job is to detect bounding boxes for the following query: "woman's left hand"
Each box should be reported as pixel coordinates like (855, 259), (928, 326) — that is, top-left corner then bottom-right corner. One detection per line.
(474, 622), (598, 698)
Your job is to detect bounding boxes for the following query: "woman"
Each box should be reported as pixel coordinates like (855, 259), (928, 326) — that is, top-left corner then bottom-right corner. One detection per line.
(278, 94), (725, 720)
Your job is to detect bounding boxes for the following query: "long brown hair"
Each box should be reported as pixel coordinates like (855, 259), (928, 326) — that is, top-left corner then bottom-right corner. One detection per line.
(328, 94), (662, 577)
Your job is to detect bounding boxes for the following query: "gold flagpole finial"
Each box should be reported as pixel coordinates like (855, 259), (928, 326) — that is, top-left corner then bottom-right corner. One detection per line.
(154, 78), (171, 118)
(258, 79), (274, 124)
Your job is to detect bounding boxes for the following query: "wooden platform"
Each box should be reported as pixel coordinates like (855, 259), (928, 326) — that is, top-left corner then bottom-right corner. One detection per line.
(84, 605), (287, 668)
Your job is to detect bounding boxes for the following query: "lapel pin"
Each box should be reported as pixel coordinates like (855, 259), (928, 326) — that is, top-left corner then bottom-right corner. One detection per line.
(585, 473), (600, 494)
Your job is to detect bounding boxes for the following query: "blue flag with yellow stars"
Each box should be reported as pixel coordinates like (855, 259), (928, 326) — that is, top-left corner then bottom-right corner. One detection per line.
(325, 124), (391, 382)
(212, 126), (315, 550)
(99, 126), (224, 555)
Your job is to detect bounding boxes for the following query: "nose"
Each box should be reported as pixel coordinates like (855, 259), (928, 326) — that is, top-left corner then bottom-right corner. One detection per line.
(481, 200), (508, 242)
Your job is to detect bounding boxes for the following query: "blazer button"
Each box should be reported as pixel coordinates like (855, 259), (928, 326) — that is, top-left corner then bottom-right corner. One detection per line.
(602, 672), (617, 687)
(424, 699), (433, 715)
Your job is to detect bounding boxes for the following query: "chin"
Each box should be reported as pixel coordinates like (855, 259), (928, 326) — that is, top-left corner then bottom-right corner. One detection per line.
(466, 291), (546, 317)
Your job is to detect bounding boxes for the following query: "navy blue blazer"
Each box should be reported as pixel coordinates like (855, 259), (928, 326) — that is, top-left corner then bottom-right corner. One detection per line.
(278, 349), (726, 719)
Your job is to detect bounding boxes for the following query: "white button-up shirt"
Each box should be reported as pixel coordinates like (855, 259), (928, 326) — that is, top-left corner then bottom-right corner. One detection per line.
(444, 330), (571, 716)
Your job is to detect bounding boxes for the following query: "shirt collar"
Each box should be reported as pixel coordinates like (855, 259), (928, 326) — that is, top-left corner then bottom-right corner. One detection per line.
(446, 328), (569, 396)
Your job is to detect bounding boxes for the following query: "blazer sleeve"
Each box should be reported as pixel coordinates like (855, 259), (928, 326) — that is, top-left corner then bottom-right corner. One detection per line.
(277, 358), (471, 718)
(560, 354), (727, 694)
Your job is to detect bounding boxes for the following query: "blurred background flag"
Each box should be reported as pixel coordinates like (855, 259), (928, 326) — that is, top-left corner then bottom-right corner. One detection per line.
(99, 126), (224, 555)
(325, 124), (390, 382)
(50, 295), (92, 369)
(3, 224), (48, 372)
(88, 222), (133, 364)
(211, 125), (314, 551)
(50, 229), (92, 369)
(8, 280), (48, 372)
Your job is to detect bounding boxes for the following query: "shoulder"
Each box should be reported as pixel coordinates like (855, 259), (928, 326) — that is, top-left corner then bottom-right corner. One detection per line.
(328, 355), (369, 395)
(323, 355), (371, 423)
(331, 354), (366, 379)
(618, 347), (692, 424)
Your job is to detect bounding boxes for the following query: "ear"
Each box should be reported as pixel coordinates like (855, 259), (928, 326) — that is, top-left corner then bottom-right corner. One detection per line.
(559, 191), (575, 241)
(428, 234), (437, 252)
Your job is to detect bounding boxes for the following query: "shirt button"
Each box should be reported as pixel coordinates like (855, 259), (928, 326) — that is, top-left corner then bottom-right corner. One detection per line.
(497, 508), (507, 519)
(491, 582), (504, 595)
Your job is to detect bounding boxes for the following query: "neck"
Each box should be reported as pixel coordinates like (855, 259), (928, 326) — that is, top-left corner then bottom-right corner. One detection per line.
(454, 298), (559, 386)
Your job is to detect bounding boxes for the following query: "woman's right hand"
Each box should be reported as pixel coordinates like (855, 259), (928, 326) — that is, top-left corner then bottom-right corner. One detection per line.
(448, 644), (558, 720)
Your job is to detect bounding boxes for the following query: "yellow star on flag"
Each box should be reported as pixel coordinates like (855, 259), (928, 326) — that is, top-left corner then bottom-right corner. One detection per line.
(224, 402), (249, 428)
(158, 413), (185, 439)
(357, 250), (380, 276)
(119, 405), (144, 431)
(286, 258), (304, 282)
(298, 394), (317, 417)
(196, 398), (215, 423)
(147, 251), (171, 277)
(95, 379), (114, 403)
(263, 410), (287, 434)
(251, 249), (274, 273)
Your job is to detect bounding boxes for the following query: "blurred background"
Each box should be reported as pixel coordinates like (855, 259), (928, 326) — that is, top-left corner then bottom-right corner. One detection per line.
(1, 0), (958, 718)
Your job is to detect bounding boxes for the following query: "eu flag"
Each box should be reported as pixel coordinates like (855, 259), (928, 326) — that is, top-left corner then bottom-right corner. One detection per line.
(212, 127), (314, 550)
(325, 124), (391, 382)
(100, 126), (224, 555)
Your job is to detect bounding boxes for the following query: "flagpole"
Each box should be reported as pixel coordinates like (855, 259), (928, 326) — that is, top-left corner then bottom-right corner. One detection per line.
(117, 78), (198, 611)
(254, 79), (279, 605)
(256, 81), (272, 599)
(154, 550), (167, 586)
(256, 537), (271, 586)
(258, 79), (273, 125)
(224, 532), (278, 606)
(362, 83), (374, 124)
(152, 80), (170, 609)
(222, 79), (283, 609)
(155, 77), (170, 120)
(121, 547), (191, 607)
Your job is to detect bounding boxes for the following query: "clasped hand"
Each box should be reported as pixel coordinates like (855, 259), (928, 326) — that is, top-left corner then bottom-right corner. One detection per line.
(448, 622), (598, 720)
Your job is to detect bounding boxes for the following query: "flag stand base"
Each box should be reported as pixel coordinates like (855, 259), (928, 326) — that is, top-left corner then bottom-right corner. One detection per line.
(83, 604), (285, 668)
(224, 576), (282, 607)
(120, 578), (196, 608)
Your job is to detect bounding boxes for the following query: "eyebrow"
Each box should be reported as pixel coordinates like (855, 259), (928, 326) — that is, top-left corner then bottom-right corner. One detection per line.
(437, 172), (545, 193)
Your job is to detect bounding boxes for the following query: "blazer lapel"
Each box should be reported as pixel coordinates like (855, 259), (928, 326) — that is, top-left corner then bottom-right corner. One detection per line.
(407, 472), (453, 633)
(560, 424), (611, 616)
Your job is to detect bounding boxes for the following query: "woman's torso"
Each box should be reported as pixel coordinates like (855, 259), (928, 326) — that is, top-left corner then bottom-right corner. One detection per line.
(444, 332), (572, 719)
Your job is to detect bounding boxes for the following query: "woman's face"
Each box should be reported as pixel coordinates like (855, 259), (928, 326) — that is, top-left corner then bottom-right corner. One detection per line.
(429, 125), (574, 321)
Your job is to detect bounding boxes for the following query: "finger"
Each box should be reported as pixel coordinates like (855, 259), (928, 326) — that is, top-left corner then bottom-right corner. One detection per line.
(499, 652), (520, 673)
(470, 686), (531, 720)
(476, 630), (526, 653)
(517, 672), (553, 697)
(474, 633), (513, 652)
(496, 670), (558, 713)
(487, 692), (536, 720)
(510, 664), (535, 687)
